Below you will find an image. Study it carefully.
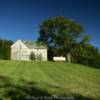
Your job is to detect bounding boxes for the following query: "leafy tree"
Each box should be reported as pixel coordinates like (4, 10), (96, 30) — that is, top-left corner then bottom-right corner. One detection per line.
(30, 52), (35, 60)
(38, 16), (100, 68)
(38, 16), (87, 61)
(0, 39), (13, 60)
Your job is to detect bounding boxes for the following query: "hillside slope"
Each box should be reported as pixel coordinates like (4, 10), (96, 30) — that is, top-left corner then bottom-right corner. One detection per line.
(0, 60), (100, 100)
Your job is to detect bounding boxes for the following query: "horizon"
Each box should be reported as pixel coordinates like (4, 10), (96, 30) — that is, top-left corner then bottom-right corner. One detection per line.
(0, 0), (100, 48)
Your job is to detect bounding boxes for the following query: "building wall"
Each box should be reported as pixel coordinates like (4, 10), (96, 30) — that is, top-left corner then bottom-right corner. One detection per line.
(11, 40), (30, 61)
(11, 40), (47, 61)
(30, 48), (47, 61)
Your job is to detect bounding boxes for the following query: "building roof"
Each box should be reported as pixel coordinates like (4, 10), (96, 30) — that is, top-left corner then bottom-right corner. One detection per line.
(22, 41), (47, 49)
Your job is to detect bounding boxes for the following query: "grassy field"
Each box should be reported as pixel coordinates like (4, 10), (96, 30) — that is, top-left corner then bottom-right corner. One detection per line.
(0, 60), (100, 100)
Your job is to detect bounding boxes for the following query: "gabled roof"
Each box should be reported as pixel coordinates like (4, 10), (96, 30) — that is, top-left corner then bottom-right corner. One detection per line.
(22, 41), (47, 49)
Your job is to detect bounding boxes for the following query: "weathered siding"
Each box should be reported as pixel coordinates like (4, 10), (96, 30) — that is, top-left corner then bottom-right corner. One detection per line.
(30, 48), (48, 61)
(11, 40), (48, 61)
(11, 40), (30, 61)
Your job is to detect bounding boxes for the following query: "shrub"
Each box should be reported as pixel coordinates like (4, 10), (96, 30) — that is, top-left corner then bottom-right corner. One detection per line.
(30, 52), (35, 60)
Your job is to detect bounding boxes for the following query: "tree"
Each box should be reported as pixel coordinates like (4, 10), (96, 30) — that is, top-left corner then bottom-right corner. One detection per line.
(0, 39), (13, 60)
(38, 16), (86, 61)
(38, 16), (100, 68)
(30, 52), (35, 60)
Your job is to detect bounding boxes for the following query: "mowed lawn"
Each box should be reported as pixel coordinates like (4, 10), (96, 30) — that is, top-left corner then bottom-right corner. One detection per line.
(0, 60), (100, 100)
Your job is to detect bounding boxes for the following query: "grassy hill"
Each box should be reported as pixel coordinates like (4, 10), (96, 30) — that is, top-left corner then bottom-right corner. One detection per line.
(0, 60), (100, 100)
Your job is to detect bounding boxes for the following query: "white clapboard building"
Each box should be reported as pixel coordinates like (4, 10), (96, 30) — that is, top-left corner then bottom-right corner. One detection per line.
(11, 39), (47, 61)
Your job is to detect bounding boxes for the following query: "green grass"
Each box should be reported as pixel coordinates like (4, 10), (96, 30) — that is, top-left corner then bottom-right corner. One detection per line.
(0, 60), (100, 100)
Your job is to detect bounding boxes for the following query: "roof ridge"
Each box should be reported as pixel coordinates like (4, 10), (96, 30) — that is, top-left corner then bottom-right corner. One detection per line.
(20, 40), (47, 49)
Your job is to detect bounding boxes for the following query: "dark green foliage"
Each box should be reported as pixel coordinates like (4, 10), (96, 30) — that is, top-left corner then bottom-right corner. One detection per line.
(38, 16), (84, 60)
(30, 52), (35, 60)
(30, 52), (42, 61)
(0, 38), (13, 60)
(38, 16), (100, 68)
(72, 44), (100, 68)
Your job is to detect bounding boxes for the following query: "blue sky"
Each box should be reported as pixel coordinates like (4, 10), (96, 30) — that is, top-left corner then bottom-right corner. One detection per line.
(0, 0), (100, 48)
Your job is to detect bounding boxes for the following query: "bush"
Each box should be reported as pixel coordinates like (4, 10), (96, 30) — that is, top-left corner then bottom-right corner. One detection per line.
(30, 52), (35, 60)
(30, 52), (43, 61)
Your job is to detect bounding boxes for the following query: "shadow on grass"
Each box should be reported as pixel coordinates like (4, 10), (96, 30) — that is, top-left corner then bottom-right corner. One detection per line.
(0, 75), (96, 100)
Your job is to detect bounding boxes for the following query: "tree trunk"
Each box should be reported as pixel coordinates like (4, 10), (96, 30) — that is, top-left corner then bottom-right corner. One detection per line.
(67, 53), (71, 63)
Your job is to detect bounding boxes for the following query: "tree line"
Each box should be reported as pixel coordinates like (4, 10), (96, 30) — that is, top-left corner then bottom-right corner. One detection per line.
(0, 16), (100, 69)
(0, 39), (13, 60)
(38, 16), (100, 69)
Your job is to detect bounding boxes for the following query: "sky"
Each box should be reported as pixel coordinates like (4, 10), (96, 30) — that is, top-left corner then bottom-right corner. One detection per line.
(0, 0), (100, 48)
